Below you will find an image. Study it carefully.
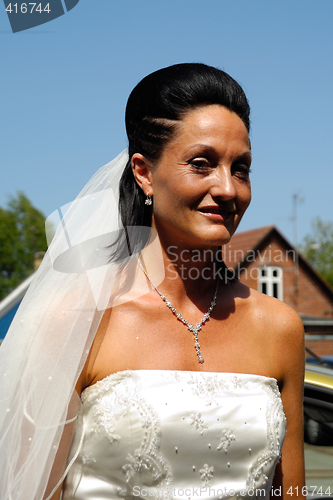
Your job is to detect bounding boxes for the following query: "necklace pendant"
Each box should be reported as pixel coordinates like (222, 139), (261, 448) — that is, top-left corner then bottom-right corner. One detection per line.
(137, 258), (218, 365)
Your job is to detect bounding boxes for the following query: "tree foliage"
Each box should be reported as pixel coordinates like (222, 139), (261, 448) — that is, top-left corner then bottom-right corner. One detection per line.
(0, 192), (47, 300)
(302, 217), (333, 288)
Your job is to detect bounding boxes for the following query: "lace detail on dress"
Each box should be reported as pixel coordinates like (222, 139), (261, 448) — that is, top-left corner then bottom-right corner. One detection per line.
(200, 463), (214, 486)
(217, 429), (236, 452)
(82, 372), (174, 499)
(189, 412), (208, 435)
(187, 373), (249, 405)
(90, 394), (122, 443)
(246, 379), (286, 489)
(120, 377), (174, 499)
(120, 395), (172, 486)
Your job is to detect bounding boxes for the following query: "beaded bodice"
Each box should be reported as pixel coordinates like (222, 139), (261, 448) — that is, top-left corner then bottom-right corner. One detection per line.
(62, 370), (286, 500)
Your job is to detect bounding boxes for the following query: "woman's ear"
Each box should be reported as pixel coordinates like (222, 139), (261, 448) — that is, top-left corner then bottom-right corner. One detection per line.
(131, 153), (154, 196)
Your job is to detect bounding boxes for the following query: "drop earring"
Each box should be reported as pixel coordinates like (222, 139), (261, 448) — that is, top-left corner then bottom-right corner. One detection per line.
(145, 195), (152, 206)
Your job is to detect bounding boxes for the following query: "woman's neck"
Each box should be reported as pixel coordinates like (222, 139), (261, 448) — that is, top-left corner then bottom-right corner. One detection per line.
(141, 233), (223, 303)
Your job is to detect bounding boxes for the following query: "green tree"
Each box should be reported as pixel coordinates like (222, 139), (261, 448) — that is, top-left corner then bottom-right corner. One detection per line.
(302, 217), (333, 287)
(0, 192), (47, 300)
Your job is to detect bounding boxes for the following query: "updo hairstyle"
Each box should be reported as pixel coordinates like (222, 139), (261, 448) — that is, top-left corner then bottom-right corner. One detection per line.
(115, 63), (250, 262)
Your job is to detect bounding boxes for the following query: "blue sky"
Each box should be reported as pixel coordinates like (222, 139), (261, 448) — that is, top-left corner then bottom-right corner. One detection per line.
(1, 0), (332, 246)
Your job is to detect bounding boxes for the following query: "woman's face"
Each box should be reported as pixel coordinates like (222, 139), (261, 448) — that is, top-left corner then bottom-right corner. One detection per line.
(142, 104), (251, 250)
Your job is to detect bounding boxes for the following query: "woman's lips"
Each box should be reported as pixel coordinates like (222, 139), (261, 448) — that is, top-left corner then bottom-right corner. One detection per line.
(198, 207), (234, 221)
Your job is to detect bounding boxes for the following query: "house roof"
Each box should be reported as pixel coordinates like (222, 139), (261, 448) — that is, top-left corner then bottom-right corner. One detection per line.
(223, 225), (275, 268)
(223, 225), (333, 301)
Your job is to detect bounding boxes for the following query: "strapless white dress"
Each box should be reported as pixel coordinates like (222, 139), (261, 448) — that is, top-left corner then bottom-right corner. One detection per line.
(62, 370), (286, 500)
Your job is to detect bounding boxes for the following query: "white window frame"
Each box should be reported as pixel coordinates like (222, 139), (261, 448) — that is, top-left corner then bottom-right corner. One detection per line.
(258, 266), (283, 301)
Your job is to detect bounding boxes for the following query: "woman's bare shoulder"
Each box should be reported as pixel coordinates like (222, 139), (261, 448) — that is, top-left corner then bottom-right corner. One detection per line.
(239, 284), (304, 335)
(232, 283), (304, 361)
(248, 286), (304, 369)
(231, 283), (305, 383)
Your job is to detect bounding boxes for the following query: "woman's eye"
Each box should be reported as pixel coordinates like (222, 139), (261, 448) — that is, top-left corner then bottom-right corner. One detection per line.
(233, 164), (251, 179)
(190, 158), (211, 170)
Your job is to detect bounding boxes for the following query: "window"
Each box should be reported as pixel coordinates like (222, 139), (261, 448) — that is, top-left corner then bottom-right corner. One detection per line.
(258, 266), (283, 300)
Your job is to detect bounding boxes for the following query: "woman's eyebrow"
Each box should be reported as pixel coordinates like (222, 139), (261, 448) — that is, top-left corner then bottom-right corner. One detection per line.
(183, 144), (217, 154)
(237, 151), (252, 158)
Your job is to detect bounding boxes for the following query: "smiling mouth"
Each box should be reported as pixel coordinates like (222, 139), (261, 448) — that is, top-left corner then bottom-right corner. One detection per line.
(198, 207), (235, 219)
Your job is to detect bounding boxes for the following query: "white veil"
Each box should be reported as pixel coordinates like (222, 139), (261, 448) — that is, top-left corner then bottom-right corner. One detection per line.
(0, 150), (164, 499)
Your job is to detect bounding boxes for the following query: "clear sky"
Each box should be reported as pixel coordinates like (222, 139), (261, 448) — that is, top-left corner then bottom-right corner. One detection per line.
(1, 0), (332, 246)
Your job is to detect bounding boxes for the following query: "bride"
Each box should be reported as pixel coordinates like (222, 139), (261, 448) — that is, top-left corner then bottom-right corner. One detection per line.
(0, 63), (305, 500)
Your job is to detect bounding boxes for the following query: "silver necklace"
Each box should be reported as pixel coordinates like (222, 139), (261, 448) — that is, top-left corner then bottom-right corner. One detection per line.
(137, 259), (219, 364)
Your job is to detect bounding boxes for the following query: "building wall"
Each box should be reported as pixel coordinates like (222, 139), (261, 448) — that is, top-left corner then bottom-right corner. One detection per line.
(238, 235), (333, 318)
(292, 266), (333, 317)
(305, 336), (333, 358)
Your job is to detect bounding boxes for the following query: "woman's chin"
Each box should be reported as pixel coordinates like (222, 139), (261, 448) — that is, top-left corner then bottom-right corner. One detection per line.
(200, 224), (236, 246)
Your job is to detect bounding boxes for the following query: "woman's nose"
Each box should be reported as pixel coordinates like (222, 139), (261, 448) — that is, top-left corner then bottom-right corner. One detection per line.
(209, 167), (237, 200)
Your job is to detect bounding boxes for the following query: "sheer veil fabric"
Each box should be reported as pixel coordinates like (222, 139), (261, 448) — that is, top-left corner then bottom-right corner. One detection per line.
(0, 150), (164, 500)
